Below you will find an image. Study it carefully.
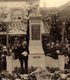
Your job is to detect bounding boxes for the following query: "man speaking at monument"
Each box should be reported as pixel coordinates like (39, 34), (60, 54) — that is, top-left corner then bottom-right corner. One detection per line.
(12, 41), (29, 74)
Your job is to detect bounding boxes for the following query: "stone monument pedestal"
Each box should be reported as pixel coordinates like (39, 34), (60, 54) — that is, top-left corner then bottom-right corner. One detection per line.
(28, 41), (46, 67)
(28, 54), (45, 67)
(28, 13), (46, 67)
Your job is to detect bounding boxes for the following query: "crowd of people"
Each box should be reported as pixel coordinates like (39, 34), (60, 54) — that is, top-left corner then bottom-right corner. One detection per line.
(43, 38), (70, 61)
(0, 36), (70, 80)
(0, 38), (29, 75)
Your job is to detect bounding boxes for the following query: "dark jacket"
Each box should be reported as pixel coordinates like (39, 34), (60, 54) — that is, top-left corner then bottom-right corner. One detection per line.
(12, 45), (29, 60)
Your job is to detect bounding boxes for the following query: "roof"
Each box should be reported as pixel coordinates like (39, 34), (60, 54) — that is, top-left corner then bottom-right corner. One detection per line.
(8, 21), (27, 34)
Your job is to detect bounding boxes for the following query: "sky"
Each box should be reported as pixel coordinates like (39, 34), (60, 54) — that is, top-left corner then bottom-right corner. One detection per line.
(0, 0), (69, 8)
(40, 0), (70, 7)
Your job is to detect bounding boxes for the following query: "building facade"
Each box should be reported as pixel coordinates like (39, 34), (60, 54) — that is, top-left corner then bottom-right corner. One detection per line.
(0, 7), (27, 47)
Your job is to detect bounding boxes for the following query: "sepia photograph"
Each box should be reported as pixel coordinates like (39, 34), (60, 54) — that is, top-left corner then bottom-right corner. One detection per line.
(0, 0), (69, 80)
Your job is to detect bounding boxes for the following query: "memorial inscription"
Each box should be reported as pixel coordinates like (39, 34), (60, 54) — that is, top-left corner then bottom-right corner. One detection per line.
(31, 25), (40, 40)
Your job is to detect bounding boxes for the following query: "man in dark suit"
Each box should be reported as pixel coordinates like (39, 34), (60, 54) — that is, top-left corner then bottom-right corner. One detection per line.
(1, 46), (7, 71)
(13, 41), (29, 74)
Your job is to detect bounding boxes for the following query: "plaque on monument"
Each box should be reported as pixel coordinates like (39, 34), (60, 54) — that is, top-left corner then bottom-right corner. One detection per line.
(31, 25), (40, 40)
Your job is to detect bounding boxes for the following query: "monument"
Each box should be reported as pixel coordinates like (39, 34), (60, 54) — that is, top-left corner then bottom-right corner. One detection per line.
(28, 12), (46, 67)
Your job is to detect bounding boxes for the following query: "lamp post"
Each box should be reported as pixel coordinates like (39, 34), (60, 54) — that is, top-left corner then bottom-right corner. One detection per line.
(4, 21), (9, 55)
(6, 22), (9, 51)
